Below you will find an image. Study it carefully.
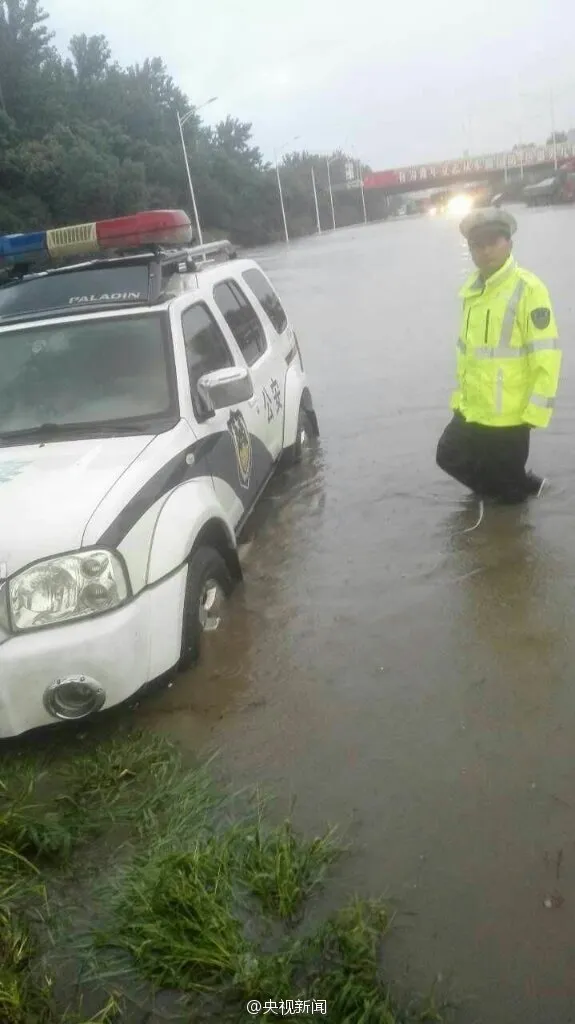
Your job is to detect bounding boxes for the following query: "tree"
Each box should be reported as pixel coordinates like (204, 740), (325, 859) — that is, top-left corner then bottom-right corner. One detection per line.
(0, 3), (370, 243)
(69, 33), (111, 84)
(0, 0), (56, 125)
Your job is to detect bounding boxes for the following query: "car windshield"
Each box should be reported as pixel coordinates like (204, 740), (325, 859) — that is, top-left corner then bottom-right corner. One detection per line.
(0, 265), (150, 320)
(0, 312), (177, 438)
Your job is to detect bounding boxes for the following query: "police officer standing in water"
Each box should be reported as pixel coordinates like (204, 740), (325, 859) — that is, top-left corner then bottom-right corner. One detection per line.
(436, 207), (562, 511)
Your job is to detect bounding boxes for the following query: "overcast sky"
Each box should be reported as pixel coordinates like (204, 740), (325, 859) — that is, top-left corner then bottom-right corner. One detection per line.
(44, 0), (575, 170)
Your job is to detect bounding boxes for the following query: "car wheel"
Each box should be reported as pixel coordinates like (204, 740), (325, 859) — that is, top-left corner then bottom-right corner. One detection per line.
(282, 406), (317, 469)
(179, 546), (234, 671)
(293, 407), (317, 462)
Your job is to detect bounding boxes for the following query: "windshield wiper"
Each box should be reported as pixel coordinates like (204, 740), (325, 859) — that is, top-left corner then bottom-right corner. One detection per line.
(0, 421), (156, 442)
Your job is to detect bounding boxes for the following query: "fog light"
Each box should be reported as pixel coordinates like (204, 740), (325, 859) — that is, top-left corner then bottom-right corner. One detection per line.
(43, 675), (106, 720)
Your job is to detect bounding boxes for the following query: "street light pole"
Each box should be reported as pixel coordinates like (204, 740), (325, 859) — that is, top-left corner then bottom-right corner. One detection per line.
(357, 159), (367, 224)
(275, 155), (290, 244)
(177, 96), (218, 247)
(326, 157), (336, 230)
(516, 121), (525, 180)
(177, 111), (204, 246)
(550, 88), (558, 170)
(311, 167), (321, 234)
(274, 136), (300, 245)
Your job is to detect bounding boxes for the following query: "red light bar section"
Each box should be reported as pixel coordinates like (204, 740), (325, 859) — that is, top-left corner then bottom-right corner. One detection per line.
(96, 210), (193, 249)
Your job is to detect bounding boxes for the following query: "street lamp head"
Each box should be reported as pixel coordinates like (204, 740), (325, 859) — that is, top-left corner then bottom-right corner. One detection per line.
(195, 96), (218, 113)
(180, 97), (219, 124)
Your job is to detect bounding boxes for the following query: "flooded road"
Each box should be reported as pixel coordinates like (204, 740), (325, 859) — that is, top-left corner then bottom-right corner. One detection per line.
(139, 208), (575, 1023)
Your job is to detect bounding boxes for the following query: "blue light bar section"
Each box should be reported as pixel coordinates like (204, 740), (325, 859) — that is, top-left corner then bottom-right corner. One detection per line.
(0, 231), (47, 265)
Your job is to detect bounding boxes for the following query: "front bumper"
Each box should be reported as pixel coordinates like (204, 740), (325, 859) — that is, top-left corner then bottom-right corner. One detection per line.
(0, 566), (187, 739)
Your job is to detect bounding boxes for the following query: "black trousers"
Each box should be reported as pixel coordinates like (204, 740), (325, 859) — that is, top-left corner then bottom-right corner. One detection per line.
(436, 412), (541, 504)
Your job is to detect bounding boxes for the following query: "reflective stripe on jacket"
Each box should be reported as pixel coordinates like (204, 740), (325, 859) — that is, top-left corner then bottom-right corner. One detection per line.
(450, 256), (561, 428)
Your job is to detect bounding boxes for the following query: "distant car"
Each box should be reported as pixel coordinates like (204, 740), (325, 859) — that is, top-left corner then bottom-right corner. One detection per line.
(0, 210), (319, 738)
(523, 176), (560, 206)
(522, 171), (575, 207)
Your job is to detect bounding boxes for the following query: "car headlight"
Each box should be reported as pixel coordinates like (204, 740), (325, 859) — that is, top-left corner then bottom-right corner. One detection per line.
(9, 550), (129, 632)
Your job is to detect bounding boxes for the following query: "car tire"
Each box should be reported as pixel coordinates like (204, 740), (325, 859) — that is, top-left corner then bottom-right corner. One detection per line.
(283, 406), (317, 468)
(294, 407), (317, 462)
(179, 546), (234, 671)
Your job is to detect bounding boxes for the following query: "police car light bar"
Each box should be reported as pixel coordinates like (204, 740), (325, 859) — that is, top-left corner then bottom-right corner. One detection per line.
(0, 210), (193, 266)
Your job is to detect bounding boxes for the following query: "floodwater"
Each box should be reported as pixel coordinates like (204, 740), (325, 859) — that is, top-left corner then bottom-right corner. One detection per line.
(139, 208), (575, 1023)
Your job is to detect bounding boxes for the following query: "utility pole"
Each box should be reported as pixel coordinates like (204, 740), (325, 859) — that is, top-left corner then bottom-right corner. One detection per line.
(177, 111), (204, 246)
(176, 98), (218, 246)
(275, 155), (289, 244)
(274, 136), (300, 245)
(358, 159), (367, 224)
(550, 89), (558, 170)
(311, 167), (321, 234)
(326, 157), (336, 230)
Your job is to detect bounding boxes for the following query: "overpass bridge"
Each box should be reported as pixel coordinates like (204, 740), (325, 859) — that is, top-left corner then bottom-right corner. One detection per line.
(363, 142), (575, 194)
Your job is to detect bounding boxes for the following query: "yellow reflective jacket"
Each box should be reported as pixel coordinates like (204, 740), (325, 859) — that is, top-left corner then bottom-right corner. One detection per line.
(451, 256), (561, 428)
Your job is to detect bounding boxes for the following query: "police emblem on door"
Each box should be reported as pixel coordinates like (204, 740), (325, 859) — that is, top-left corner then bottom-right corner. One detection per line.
(228, 409), (253, 489)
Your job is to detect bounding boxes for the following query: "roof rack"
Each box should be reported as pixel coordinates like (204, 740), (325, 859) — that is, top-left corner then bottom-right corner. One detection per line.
(186, 239), (237, 265)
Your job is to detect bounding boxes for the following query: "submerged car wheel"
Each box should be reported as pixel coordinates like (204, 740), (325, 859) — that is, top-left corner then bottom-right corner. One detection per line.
(179, 546), (234, 671)
(282, 406), (317, 468)
(293, 407), (317, 463)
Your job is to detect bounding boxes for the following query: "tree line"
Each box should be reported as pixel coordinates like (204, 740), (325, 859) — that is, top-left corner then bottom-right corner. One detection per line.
(0, 0), (381, 248)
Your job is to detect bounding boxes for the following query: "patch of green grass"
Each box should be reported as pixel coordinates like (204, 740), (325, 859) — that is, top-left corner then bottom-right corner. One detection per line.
(235, 816), (340, 920)
(0, 728), (451, 1024)
(0, 845), (121, 1024)
(88, 814), (341, 998)
(231, 900), (447, 1024)
(57, 730), (180, 808)
(76, 997), (123, 1024)
(0, 730), (219, 1022)
(95, 838), (248, 993)
(1, 769), (85, 864)
(0, 731), (218, 869)
(300, 900), (399, 1023)
(223, 900), (393, 1022)
(91, 826), (447, 1023)
(0, 898), (53, 1024)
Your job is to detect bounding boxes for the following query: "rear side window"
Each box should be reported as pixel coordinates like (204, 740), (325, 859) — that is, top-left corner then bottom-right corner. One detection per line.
(242, 268), (288, 334)
(213, 280), (267, 366)
(181, 302), (233, 418)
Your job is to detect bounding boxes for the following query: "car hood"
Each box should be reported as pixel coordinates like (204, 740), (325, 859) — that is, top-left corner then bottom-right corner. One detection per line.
(525, 178), (558, 192)
(0, 436), (153, 576)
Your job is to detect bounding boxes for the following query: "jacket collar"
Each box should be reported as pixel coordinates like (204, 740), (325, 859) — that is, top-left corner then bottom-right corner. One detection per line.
(459, 256), (516, 298)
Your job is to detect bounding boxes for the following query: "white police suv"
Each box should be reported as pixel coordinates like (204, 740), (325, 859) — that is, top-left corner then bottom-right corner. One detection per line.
(0, 210), (318, 737)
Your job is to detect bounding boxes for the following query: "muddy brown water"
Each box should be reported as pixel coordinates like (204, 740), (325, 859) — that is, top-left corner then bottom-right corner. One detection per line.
(137, 208), (575, 1023)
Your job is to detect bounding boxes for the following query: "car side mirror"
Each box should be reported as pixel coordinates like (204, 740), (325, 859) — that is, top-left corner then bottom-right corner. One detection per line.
(198, 366), (254, 411)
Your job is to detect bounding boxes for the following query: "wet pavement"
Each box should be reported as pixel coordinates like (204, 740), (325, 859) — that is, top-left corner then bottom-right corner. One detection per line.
(138, 207), (575, 1023)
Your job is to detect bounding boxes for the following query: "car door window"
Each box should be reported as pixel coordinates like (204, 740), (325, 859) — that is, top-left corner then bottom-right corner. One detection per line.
(213, 280), (267, 367)
(181, 302), (233, 418)
(242, 268), (288, 334)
